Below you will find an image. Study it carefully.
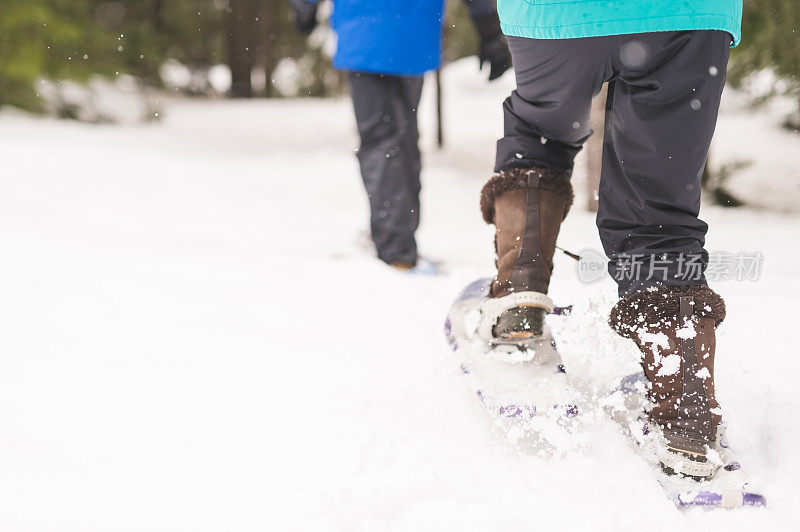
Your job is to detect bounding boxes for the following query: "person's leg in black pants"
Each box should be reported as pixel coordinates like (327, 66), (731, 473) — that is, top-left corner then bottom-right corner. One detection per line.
(481, 36), (611, 336)
(487, 30), (733, 475)
(491, 31), (730, 298)
(598, 31), (730, 296)
(495, 36), (613, 175)
(348, 72), (424, 267)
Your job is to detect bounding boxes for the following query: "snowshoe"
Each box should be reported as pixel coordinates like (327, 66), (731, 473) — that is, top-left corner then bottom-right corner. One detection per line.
(606, 372), (767, 509)
(444, 278), (577, 425)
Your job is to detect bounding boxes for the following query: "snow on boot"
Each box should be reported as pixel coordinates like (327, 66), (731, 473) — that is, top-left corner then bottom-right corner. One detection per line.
(477, 168), (573, 344)
(610, 285), (726, 480)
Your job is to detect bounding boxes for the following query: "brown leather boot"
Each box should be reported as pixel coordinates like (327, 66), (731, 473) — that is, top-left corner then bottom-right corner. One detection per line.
(480, 168), (573, 339)
(610, 285), (726, 478)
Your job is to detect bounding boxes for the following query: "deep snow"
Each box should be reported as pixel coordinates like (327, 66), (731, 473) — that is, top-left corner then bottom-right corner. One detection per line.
(0, 61), (798, 530)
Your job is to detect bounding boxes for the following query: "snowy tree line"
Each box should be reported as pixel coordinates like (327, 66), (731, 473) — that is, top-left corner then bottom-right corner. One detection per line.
(0, 1), (227, 110)
(0, 1), (797, 115)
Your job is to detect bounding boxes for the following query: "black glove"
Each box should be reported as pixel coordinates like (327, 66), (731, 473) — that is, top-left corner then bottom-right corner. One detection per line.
(472, 14), (512, 81)
(291, 0), (318, 35)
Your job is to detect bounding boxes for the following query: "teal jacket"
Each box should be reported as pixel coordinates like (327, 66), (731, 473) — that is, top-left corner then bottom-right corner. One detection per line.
(498, 1), (743, 46)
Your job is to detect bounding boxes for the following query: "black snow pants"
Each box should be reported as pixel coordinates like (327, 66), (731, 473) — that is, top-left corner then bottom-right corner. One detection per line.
(495, 31), (731, 296)
(348, 72), (424, 266)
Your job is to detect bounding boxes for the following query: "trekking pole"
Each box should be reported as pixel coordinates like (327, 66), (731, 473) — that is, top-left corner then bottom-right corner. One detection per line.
(556, 246), (581, 261)
(436, 68), (444, 149)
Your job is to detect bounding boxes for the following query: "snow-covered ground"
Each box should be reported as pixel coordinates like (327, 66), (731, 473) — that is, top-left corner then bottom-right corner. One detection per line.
(1, 61), (799, 530)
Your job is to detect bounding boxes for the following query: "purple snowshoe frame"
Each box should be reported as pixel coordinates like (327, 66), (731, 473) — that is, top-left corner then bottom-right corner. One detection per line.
(671, 491), (766, 508)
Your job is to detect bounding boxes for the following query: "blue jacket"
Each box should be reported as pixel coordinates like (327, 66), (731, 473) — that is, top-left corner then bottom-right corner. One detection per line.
(293, 1), (497, 76)
(499, 1), (743, 47)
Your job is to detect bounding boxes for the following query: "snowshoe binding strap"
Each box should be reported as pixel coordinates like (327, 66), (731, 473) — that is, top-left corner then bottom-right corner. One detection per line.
(477, 291), (554, 342)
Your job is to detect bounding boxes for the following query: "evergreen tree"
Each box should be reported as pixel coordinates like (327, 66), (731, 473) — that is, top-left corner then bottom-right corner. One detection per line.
(732, 0), (800, 110)
(0, 1), (229, 110)
(0, 0), (116, 110)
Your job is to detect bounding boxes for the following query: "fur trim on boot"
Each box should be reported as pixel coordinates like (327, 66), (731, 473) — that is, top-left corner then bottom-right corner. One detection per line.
(609, 285), (726, 340)
(480, 168), (573, 224)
